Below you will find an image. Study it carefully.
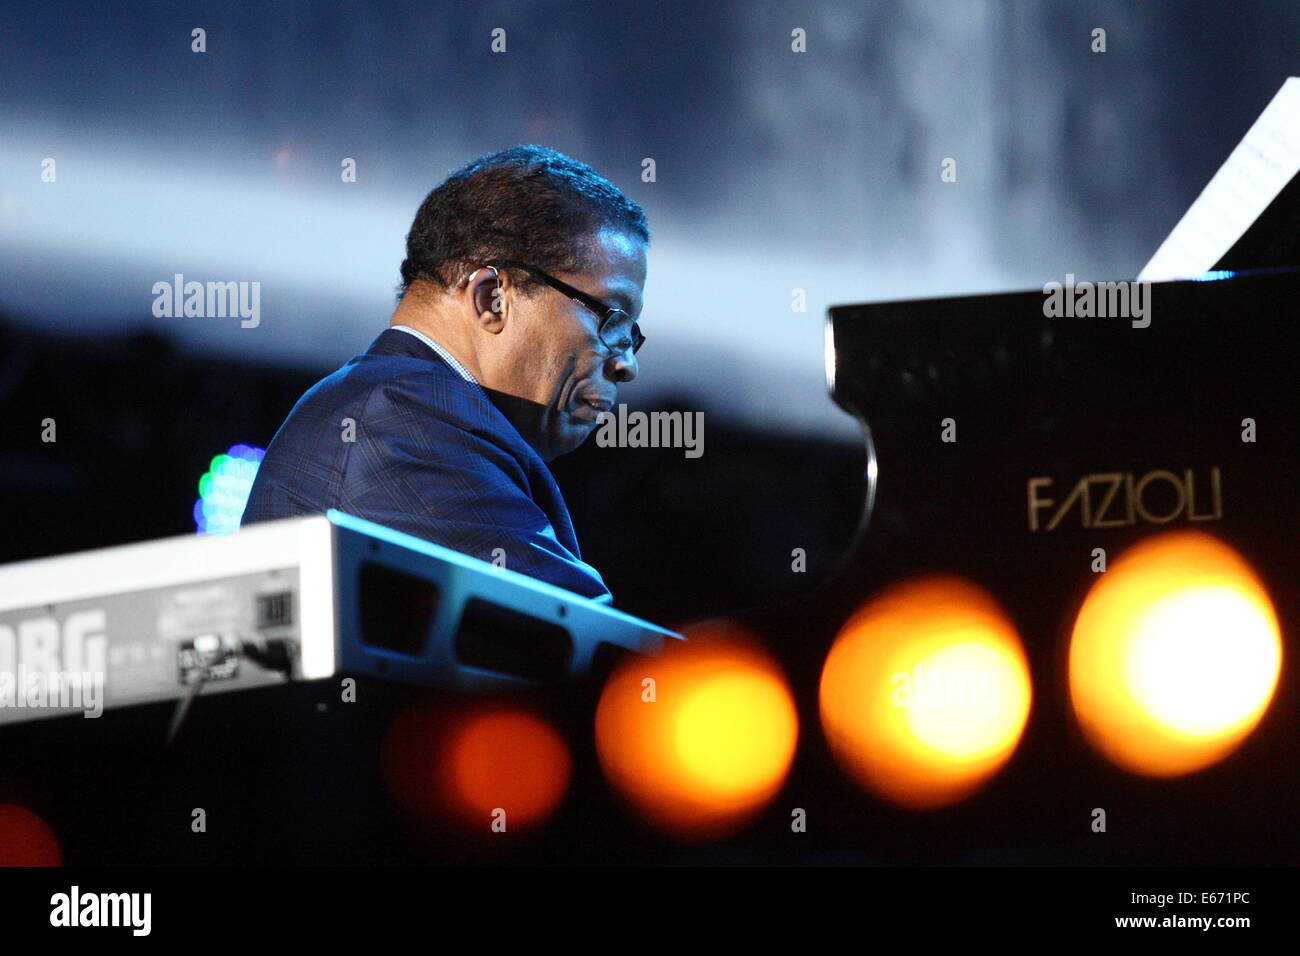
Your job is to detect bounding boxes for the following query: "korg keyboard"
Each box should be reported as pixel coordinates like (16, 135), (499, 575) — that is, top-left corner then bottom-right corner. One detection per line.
(0, 509), (681, 724)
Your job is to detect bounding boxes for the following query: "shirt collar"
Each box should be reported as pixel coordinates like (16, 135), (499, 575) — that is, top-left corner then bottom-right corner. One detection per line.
(391, 325), (481, 387)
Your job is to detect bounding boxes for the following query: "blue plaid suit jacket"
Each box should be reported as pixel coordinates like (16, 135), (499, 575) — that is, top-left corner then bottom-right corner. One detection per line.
(240, 327), (612, 602)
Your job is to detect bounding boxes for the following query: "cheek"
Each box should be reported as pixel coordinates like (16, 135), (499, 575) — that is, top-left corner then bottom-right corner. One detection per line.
(529, 342), (581, 404)
(524, 314), (582, 383)
(545, 334), (589, 382)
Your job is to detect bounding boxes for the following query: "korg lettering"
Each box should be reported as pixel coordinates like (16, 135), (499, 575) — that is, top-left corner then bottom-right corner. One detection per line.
(0, 610), (107, 674)
(0, 610), (108, 716)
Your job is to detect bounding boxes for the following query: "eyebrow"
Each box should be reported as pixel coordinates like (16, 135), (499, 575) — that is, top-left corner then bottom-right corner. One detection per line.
(605, 290), (637, 314)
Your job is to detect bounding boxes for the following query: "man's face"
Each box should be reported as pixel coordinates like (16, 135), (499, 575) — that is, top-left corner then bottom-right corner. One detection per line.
(493, 228), (646, 460)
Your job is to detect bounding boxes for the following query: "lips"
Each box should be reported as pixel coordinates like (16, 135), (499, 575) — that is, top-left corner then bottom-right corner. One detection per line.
(579, 395), (614, 413)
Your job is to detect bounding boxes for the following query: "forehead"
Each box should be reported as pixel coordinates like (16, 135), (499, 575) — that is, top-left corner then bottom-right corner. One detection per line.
(578, 228), (647, 311)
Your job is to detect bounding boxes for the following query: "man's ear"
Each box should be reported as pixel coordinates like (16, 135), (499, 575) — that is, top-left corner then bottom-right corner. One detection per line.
(467, 266), (507, 334)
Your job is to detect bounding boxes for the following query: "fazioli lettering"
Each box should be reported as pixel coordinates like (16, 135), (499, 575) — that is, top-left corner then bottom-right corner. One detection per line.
(1027, 466), (1222, 531)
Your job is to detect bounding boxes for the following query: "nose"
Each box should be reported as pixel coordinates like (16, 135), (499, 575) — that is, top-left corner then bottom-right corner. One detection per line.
(606, 349), (637, 384)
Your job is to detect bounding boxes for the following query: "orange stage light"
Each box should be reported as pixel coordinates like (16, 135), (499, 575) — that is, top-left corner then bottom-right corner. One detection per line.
(442, 708), (572, 829)
(381, 702), (571, 833)
(595, 621), (798, 841)
(819, 576), (1032, 809)
(0, 804), (62, 866)
(1069, 530), (1282, 776)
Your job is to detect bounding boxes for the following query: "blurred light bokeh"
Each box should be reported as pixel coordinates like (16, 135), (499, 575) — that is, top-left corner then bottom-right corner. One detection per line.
(0, 803), (63, 866)
(1069, 530), (1282, 777)
(194, 443), (264, 534)
(381, 702), (572, 834)
(443, 709), (572, 829)
(595, 620), (798, 840)
(819, 575), (1032, 809)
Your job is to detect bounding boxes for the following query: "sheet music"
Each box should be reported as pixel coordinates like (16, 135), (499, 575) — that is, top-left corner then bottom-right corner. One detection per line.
(1139, 77), (1300, 281)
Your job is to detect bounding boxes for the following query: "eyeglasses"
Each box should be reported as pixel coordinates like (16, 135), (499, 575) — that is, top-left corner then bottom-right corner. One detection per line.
(494, 260), (644, 356)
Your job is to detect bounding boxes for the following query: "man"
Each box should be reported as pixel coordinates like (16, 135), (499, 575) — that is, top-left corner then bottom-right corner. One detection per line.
(241, 145), (649, 603)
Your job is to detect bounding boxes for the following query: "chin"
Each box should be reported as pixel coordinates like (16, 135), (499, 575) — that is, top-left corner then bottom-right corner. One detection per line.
(546, 424), (595, 460)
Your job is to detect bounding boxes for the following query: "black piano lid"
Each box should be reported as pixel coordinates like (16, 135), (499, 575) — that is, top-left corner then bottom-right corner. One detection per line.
(826, 266), (1299, 419)
(818, 266), (1297, 607)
